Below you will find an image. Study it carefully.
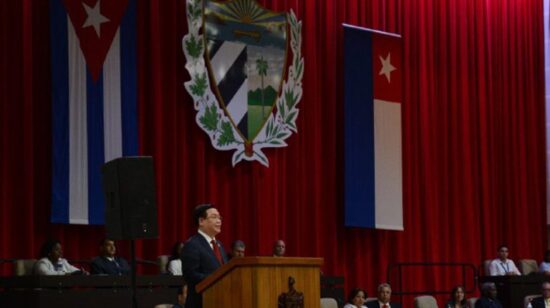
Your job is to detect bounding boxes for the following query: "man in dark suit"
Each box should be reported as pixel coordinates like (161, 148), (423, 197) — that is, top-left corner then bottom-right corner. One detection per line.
(366, 283), (402, 308)
(181, 204), (228, 308)
(90, 238), (130, 275)
(475, 282), (502, 308)
(530, 282), (550, 308)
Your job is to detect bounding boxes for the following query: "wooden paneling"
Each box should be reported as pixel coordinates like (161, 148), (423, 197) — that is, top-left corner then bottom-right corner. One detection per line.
(199, 257), (323, 308)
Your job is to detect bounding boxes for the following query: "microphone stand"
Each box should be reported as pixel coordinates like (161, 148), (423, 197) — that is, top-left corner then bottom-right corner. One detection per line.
(131, 239), (138, 308)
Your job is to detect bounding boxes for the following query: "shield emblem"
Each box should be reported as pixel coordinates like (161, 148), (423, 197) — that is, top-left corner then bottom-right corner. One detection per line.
(204, 0), (288, 142)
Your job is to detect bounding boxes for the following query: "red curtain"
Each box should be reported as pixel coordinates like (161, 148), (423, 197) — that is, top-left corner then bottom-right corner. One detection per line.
(1, 0), (546, 304)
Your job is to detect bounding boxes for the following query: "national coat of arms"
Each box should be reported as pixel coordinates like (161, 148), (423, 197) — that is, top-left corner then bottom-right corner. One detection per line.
(183, 0), (303, 166)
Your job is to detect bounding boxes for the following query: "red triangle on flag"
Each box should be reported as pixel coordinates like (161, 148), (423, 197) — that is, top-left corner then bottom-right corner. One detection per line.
(63, 0), (129, 81)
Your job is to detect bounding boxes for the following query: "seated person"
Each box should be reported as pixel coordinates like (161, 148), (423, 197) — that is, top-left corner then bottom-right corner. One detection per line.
(445, 286), (467, 308)
(488, 244), (521, 276)
(475, 282), (502, 308)
(90, 238), (130, 275)
(273, 239), (286, 257)
(33, 239), (84, 275)
(173, 284), (188, 308)
(539, 250), (550, 275)
(227, 240), (245, 260)
(167, 241), (185, 275)
(344, 288), (367, 308)
(530, 282), (550, 308)
(366, 283), (402, 308)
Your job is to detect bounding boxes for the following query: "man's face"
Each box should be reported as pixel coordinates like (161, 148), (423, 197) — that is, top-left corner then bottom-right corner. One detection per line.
(487, 286), (497, 299)
(542, 283), (550, 299)
(498, 247), (509, 260)
(274, 240), (286, 256)
(233, 247), (245, 258)
(378, 286), (392, 303)
(199, 208), (222, 237)
(101, 240), (116, 257)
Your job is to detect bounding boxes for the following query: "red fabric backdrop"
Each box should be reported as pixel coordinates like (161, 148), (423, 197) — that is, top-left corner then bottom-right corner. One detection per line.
(0, 0), (547, 304)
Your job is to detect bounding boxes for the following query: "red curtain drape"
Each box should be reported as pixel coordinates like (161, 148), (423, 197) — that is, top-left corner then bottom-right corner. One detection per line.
(1, 0), (546, 305)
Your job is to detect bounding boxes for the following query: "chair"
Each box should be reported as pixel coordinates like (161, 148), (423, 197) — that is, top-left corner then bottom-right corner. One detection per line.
(524, 294), (541, 308)
(320, 297), (338, 308)
(467, 297), (478, 307)
(483, 259), (493, 275)
(365, 297), (378, 304)
(519, 259), (539, 275)
(157, 255), (170, 274)
(13, 259), (36, 276)
(414, 295), (438, 308)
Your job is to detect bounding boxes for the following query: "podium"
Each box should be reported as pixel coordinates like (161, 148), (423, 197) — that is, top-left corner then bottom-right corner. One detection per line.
(197, 257), (323, 308)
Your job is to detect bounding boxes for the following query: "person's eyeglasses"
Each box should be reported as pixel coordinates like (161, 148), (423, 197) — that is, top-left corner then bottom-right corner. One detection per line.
(207, 215), (222, 220)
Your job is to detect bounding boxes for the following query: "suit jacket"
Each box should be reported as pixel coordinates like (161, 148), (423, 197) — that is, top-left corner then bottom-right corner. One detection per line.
(474, 297), (503, 308)
(530, 297), (546, 308)
(181, 233), (227, 308)
(90, 256), (130, 275)
(365, 301), (402, 308)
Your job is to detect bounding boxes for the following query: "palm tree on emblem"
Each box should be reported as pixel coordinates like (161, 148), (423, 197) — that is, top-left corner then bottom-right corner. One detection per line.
(256, 56), (268, 119)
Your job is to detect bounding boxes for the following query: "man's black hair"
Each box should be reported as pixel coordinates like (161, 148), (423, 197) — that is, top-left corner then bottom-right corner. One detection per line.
(193, 203), (214, 226)
(98, 238), (114, 246)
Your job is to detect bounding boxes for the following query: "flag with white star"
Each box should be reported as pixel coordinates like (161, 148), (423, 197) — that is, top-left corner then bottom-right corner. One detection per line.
(50, 0), (138, 224)
(343, 24), (403, 230)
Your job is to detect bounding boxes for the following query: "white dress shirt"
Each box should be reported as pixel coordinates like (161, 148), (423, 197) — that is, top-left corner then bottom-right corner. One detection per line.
(540, 261), (550, 273)
(489, 258), (521, 276)
(198, 229), (216, 249)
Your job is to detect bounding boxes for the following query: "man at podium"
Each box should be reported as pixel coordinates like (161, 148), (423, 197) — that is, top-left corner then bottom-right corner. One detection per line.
(182, 204), (228, 308)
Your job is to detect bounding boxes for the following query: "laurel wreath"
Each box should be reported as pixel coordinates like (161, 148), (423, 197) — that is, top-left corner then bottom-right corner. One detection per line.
(182, 0), (303, 167)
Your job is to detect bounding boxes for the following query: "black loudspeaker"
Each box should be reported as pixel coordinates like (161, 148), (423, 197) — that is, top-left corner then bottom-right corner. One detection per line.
(101, 157), (158, 240)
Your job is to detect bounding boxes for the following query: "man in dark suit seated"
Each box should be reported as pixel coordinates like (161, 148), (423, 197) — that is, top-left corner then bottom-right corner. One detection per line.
(475, 282), (502, 308)
(530, 282), (550, 308)
(181, 204), (228, 308)
(366, 283), (402, 308)
(90, 238), (130, 275)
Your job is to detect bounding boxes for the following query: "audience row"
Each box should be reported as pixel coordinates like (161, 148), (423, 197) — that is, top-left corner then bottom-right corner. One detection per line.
(30, 237), (286, 276)
(344, 282), (550, 308)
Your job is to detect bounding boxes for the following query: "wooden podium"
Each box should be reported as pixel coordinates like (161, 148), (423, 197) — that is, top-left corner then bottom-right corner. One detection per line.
(196, 257), (323, 308)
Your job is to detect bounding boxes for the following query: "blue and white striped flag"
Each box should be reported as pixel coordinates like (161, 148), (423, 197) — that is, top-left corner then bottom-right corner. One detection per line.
(50, 0), (138, 224)
(344, 24), (403, 231)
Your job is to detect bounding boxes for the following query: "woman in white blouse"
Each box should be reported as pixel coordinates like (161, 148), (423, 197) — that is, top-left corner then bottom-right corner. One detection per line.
(33, 240), (84, 275)
(167, 241), (184, 275)
(343, 288), (368, 308)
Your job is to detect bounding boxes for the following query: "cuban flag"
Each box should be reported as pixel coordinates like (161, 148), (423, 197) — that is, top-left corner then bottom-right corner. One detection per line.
(343, 24), (403, 231)
(50, 0), (138, 224)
